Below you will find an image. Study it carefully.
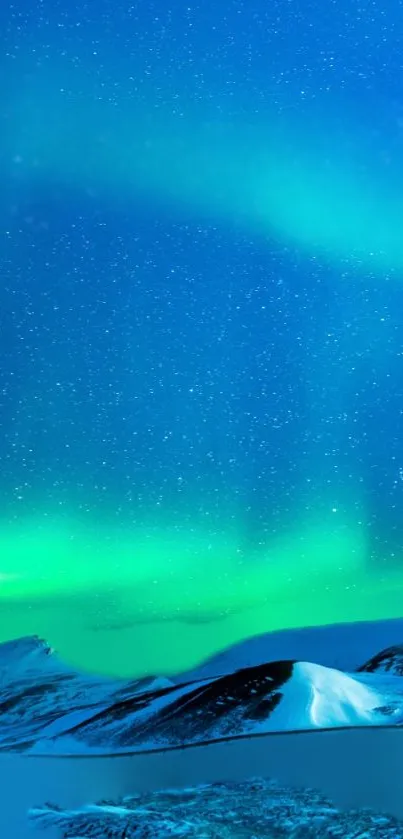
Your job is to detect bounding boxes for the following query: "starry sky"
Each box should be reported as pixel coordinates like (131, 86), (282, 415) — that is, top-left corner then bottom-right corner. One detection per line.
(1, 0), (403, 676)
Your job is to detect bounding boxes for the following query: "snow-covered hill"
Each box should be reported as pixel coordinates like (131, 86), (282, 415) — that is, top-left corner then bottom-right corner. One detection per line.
(26, 658), (403, 755)
(0, 635), (173, 749)
(359, 644), (403, 676)
(2, 621), (403, 756)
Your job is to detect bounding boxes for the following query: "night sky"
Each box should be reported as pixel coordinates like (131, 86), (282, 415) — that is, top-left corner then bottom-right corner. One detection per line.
(1, 0), (403, 676)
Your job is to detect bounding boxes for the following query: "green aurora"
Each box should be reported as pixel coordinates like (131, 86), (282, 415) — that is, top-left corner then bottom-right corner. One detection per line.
(1, 513), (403, 676)
(7, 70), (403, 274)
(2, 68), (403, 677)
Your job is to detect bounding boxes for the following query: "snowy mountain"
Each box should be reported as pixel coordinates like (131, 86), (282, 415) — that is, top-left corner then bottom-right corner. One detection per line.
(358, 644), (403, 676)
(29, 777), (403, 838)
(27, 659), (403, 756)
(2, 624), (403, 756)
(0, 635), (173, 750)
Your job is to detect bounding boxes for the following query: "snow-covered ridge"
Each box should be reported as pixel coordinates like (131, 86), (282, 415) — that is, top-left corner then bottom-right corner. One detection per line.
(358, 643), (403, 676)
(2, 619), (403, 756)
(0, 634), (174, 750)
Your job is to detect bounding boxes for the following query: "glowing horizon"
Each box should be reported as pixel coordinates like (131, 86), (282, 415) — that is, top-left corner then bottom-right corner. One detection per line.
(1, 510), (402, 677)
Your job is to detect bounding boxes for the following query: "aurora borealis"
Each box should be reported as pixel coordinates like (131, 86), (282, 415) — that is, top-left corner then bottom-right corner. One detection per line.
(1, 0), (403, 676)
(6, 74), (403, 273)
(2, 507), (403, 676)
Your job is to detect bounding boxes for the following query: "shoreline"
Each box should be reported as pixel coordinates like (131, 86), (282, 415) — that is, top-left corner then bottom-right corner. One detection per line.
(2, 726), (403, 837)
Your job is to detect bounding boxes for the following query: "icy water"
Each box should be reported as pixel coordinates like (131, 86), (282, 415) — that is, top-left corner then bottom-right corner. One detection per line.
(1, 0), (403, 676)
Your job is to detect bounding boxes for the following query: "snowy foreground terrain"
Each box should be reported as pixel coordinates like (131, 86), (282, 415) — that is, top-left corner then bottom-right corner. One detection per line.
(3, 618), (403, 836)
(29, 778), (403, 838)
